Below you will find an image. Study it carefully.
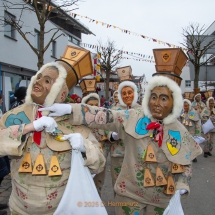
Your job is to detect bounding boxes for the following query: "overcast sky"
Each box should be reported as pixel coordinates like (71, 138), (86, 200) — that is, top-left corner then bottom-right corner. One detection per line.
(74, 0), (215, 81)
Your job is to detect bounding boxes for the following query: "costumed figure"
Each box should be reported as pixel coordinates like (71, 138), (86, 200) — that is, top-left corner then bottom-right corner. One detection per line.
(41, 48), (202, 215)
(201, 97), (215, 158)
(0, 46), (105, 215)
(80, 79), (110, 196)
(109, 90), (119, 108)
(106, 67), (142, 191)
(191, 93), (205, 114)
(179, 99), (201, 162)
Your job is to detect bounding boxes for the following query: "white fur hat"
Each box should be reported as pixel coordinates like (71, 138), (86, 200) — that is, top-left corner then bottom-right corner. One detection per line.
(118, 81), (138, 107)
(142, 76), (183, 125)
(194, 93), (201, 102)
(25, 62), (67, 108)
(206, 97), (214, 108)
(183, 99), (192, 111)
(81, 93), (100, 106)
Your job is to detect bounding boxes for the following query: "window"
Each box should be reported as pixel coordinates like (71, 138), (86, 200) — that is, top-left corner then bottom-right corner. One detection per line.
(68, 35), (80, 46)
(51, 41), (56, 58)
(35, 30), (40, 49)
(4, 11), (16, 39)
(185, 80), (191, 87)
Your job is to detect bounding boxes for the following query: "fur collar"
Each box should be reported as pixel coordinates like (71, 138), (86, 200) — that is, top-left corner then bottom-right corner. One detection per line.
(142, 76), (183, 125)
(183, 99), (192, 111)
(25, 62), (67, 115)
(118, 81), (138, 107)
(206, 97), (214, 108)
(81, 93), (100, 106)
(194, 93), (201, 102)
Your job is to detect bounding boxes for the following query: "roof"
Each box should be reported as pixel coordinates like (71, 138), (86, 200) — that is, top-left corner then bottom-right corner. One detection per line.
(50, 2), (95, 35)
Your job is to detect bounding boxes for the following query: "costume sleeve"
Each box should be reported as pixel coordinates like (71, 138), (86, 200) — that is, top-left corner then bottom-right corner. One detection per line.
(175, 165), (192, 196)
(69, 104), (129, 140)
(200, 109), (209, 124)
(0, 112), (29, 156)
(83, 132), (106, 174)
(0, 124), (28, 156)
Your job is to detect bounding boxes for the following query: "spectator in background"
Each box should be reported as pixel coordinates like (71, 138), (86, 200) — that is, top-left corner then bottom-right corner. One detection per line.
(10, 87), (27, 110)
(100, 95), (105, 107)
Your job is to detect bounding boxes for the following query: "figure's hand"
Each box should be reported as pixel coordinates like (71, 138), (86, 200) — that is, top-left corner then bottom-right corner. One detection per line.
(39, 104), (72, 117)
(61, 133), (86, 152)
(179, 189), (187, 195)
(33, 116), (57, 133)
(111, 132), (119, 140)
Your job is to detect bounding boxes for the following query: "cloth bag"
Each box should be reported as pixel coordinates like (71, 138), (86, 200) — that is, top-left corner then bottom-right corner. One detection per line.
(54, 150), (108, 215)
(193, 136), (205, 145)
(202, 118), (215, 134)
(163, 190), (184, 215)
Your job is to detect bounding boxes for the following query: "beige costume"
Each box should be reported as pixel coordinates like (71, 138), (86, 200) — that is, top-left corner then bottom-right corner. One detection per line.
(191, 93), (206, 114)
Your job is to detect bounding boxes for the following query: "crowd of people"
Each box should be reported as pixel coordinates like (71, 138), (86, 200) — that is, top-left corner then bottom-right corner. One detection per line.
(0, 48), (214, 215)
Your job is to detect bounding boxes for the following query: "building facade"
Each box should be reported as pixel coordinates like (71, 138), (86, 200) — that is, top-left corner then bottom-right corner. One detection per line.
(0, 0), (93, 111)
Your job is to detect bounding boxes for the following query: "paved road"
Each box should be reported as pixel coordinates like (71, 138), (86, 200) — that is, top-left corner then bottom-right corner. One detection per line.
(0, 149), (214, 215)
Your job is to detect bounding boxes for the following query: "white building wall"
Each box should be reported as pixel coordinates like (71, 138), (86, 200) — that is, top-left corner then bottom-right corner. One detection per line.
(180, 65), (194, 93)
(0, 1), (77, 72)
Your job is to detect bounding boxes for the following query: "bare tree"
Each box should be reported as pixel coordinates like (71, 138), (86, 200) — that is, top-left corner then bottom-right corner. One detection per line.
(181, 23), (215, 89)
(0, 0), (80, 69)
(97, 39), (122, 99)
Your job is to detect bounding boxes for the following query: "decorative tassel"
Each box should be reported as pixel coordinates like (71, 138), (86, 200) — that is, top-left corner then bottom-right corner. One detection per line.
(143, 168), (155, 187)
(189, 121), (193, 127)
(48, 155), (62, 176)
(182, 119), (186, 124)
(185, 121), (189, 126)
(32, 153), (47, 175)
(163, 175), (175, 195)
(155, 167), (167, 186)
(18, 152), (33, 173)
(145, 145), (157, 162)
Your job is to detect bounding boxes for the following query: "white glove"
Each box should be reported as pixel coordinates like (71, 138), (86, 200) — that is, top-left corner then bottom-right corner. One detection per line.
(38, 104), (72, 117)
(61, 133), (86, 152)
(163, 190), (184, 215)
(33, 116), (57, 133)
(112, 132), (119, 140)
(179, 189), (187, 195)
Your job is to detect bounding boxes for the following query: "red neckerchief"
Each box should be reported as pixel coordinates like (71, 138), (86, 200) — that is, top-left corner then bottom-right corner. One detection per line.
(146, 122), (164, 147)
(33, 110), (42, 145)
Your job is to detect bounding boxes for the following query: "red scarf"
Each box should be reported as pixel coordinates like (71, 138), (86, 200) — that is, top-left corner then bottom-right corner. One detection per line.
(33, 110), (42, 145)
(146, 122), (164, 147)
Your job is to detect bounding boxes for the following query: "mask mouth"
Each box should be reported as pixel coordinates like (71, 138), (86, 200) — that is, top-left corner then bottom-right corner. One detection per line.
(33, 85), (42, 92)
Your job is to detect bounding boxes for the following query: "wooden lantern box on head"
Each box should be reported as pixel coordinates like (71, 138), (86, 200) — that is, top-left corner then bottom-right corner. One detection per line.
(116, 66), (132, 82)
(60, 45), (93, 79)
(153, 48), (188, 76)
(184, 92), (195, 101)
(204, 91), (213, 99)
(80, 79), (96, 95)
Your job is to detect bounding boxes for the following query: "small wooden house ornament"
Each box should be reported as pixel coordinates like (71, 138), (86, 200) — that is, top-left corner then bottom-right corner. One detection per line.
(163, 175), (175, 195)
(145, 145), (157, 162)
(155, 167), (167, 186)
(18, 152), (33, 173)
(32, 153), (47, 175)
(143, 168), (155, 187)
(48, 155), (62, 176)
(171, 163), (185, 174)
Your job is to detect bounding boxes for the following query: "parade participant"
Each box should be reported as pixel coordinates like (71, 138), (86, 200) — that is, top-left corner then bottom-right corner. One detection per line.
(41, 49), (202, 215)
(112, 91), (119, 107)
(179, 99), (201, 162)
(107, 71), (142, 191)
(0, 59), (105, 215)
(191, 93), (205, 114)
(80, 79), (110, 196)
(201, 97), (215, 158)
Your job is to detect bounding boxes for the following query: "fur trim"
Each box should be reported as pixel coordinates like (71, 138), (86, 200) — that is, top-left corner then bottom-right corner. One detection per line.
(206, 97), (214, 108)
(183, 99), (192, 111)
(194, 93), (201, 101)
(25, 62), (67, 115)
(142, 76), (183, 125)
(113, 90), (118, 97)
(118, 81), (138, 107)
(81, 93), (100, 106)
